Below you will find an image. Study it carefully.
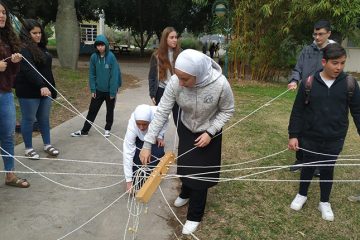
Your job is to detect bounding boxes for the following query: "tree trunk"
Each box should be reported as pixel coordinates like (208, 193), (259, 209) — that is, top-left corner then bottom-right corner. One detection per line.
(133, 32), (152, 57)
(55, 0), (79, 69)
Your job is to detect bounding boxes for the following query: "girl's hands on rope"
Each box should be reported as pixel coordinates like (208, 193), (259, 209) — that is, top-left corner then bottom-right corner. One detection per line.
(151, 97), (156, 105)
(11, 53), (22, 63)
(140, 148), (151, 165)
(195, 132), (211, 148)
(0, 53), (22, 72)
(288, 138), (299, 151)
(126, 181), (133, 193)
(0, 60), (7, 72)
(40, 87), (51, 97)
(91, 93), (96, 99)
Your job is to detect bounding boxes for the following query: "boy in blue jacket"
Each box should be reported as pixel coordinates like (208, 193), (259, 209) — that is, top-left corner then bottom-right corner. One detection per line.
(71, 35), (121, 137)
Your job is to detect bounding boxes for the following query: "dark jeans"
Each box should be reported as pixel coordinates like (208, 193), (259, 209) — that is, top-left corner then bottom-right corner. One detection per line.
(299, 137), (344, 202)
(132, 137), (164, 187)
(82, 90), (115, 133)
(179, 184), (208, 222)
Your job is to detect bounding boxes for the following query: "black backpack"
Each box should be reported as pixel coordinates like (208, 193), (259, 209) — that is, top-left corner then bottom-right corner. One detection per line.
(304, 75), (356, 104)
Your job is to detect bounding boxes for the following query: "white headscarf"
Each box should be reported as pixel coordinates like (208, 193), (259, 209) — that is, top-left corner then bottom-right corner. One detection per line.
(174, 49), (222, 86)
(134, 104), (154, 122)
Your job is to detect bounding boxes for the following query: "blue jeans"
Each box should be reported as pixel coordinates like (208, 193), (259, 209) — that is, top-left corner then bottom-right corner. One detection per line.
(18, 97), (52, 149)
(0, 92), (15, 171)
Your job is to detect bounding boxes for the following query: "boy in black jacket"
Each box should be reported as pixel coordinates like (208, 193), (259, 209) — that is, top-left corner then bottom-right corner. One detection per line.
(288, 43), (360, 221)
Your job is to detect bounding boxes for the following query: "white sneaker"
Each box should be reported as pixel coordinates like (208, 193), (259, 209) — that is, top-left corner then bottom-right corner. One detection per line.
(70, 130), (88, 137)
(104, 130), (110, 138)
(318, 202), (334, 221)
(182, 220), (200, 235)
(174, 196), (189, 207)
(290, 193), (307, 211)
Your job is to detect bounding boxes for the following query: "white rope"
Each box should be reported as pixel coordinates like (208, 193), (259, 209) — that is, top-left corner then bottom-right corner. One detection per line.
(176, 88), (291, 160)
(172, 148), (288, 169)
(50, 88), (165, 168)
(19, 56), (162, 184)
(184, 177), (360, 183)
(57, 191), (130, 240)
(50, 96), (125, 141)
(22, 56), (87, 125)
(2, 56), (12, 61)
(300, 147), (360, 157)
(163, 157), (360, 182)
(0, 154), (122, 166)
(221, 88), (291, 135)
(159, 186), (200, 240)
(164, 162), (360, 181)
(21, 56), (166, 173)
(16, 55), (360, 239)
(17, 57), (167, 197)
(124, 169), (147, 240)
(0, 170), (122, 177)
(1, 147), (124, 191)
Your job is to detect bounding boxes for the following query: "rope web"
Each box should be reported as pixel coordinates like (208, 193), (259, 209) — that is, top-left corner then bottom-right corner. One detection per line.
(1, 51), (359, 239)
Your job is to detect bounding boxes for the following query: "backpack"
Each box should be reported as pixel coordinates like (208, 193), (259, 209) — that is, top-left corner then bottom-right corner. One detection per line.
(304, 75), (356, 104)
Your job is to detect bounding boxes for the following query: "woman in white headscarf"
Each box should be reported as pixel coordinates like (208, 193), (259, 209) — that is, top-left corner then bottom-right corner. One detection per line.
(140, 49), (234, 235)
(123, 104), (169, 192)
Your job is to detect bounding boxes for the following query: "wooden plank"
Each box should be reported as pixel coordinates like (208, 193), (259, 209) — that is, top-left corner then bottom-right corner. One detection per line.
(135, 152), (175, 203)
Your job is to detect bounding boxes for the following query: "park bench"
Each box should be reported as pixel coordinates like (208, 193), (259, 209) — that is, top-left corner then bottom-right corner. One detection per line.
(109, 42), (130, 54)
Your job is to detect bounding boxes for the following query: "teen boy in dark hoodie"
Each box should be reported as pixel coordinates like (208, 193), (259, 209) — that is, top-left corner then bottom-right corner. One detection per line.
(288, 43), (360, 221)
(71, 34), (121, 138)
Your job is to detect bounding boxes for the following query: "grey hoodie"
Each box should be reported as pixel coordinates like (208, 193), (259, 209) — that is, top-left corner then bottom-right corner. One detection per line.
(290, 40), (336, 83)
(143, 60), (234, 147)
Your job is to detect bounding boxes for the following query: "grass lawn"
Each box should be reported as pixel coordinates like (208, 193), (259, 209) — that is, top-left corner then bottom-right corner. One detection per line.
(176, 81), (360, 239)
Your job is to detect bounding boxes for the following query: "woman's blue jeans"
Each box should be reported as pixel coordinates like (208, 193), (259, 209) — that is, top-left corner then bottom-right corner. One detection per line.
(0, 92), (15, 171)
(18, 97), (52, 149)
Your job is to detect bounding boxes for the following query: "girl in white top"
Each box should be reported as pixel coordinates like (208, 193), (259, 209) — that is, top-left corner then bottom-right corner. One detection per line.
(123, 104), (169, 192)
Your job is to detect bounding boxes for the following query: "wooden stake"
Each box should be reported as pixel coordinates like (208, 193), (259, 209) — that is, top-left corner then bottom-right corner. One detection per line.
(135, 152), (175, 203)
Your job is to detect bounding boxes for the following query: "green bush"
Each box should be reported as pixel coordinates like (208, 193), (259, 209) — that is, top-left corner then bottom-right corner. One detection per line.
(47, 38), (56, 47)
(44, 23), (54, 40)
(180, 38), (202, 50)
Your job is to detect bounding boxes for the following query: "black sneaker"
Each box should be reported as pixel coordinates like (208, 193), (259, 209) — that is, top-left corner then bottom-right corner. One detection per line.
(70, 130), (88, 137)
(290, 160), (302, 172)
(313, 168), (320, 177)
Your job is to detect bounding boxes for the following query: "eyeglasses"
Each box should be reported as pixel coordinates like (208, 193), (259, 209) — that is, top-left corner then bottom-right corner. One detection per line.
(312, 32), (328, 37)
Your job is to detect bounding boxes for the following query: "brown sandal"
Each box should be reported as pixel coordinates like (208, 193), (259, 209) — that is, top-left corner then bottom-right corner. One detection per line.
(5, 176), (30, 188)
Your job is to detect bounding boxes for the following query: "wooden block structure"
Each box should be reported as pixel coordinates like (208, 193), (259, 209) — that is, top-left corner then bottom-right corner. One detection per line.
(135, 152), (175, 203)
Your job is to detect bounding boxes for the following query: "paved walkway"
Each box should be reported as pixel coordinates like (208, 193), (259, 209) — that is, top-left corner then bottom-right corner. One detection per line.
(0, 60), (179, 240)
